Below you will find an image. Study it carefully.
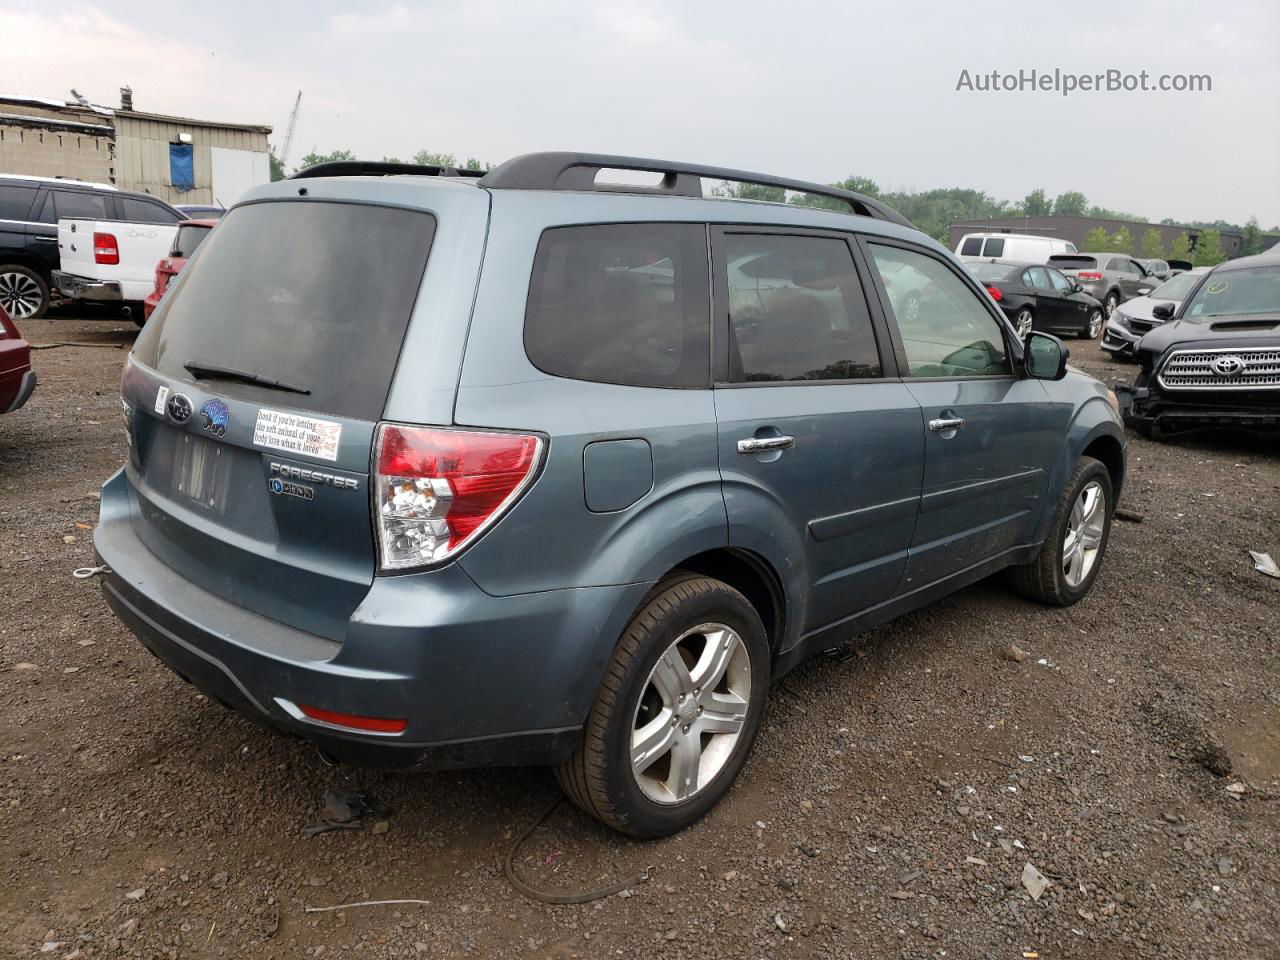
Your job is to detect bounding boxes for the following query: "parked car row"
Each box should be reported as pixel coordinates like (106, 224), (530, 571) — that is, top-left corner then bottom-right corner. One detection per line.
(0, 173), (186, 319)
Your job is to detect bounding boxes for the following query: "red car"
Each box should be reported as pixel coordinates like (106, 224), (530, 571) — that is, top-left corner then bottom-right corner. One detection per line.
(141, 219), (217, 322)
(0, 303), (36, 414)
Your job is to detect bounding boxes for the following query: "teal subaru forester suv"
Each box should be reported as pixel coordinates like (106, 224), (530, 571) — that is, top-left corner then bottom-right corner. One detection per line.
(94, 152), (1125, 837)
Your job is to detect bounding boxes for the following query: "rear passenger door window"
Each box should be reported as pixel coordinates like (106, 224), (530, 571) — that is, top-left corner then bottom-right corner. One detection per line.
(524, 223), (710, 388)
(720, 233), (881, 382)
(49, 190), (109, 221)
(118, 197), (182, 224)
(867, 243), (1012, 378)
(1025, 267), (1050, 290)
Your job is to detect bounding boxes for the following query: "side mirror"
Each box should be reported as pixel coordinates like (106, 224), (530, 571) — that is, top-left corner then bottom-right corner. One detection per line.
(1025, 332), (1069, 381)
(1071, 282), (1083, 294)
(1152, 302), (1176, 321)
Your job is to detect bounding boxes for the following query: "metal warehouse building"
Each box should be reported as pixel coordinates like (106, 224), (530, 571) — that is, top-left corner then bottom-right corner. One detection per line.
(0, 90), (271, 207)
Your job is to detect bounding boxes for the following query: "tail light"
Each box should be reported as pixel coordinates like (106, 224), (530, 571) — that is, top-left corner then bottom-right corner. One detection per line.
(1077, 271), (1103, 281)
(93, 232), (120, 265)
(373, 424), (543, 571)
(985, 284), (1003, 301)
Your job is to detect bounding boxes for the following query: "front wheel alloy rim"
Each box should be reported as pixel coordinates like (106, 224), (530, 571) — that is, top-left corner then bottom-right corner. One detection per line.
(1088, 310), (1102, 338)
(0, 271), (42, 319)
(1104, 296), (1117, 318)
(631, 622), (751, 805)
(1063, 480), (1105, 587)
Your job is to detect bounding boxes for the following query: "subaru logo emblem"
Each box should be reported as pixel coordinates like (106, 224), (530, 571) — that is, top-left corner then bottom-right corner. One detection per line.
(1210, 355), (1247, 377)
(166, 392), (193, 423)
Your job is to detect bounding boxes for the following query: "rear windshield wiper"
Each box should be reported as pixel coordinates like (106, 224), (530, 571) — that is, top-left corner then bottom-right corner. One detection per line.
(183, 361), (311, 396)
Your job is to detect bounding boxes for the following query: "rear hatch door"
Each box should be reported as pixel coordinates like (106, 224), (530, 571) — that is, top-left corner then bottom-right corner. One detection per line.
(123, 192), (464, 641)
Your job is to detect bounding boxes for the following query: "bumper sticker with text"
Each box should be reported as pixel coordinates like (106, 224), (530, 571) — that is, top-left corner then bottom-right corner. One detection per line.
(252, 408), (342, 462)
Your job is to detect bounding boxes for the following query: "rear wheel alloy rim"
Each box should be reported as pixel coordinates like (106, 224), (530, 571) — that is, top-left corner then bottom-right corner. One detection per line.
(1016, 310), (1033, 339)
(630, 622), (751, 805)
(1088, 310), (1102, 338)
(0, 271), (41, 319)
(1063, 480), (1105, 588)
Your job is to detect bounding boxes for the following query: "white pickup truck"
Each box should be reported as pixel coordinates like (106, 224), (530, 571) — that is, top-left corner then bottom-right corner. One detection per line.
(53, 215), (179, 321)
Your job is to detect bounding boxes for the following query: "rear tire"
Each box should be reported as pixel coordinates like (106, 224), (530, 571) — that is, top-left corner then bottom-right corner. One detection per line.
(1014, 307), (1034, 340)
(555, 575), (770, 838)
(0, 265), (50, 320)
(1009, 456), (1113, 606)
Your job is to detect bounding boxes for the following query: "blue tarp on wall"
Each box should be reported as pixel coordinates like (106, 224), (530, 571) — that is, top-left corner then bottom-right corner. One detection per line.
(169, 143), (194, 192)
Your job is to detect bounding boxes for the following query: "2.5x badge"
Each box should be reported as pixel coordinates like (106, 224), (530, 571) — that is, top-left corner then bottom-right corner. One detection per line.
(268, 477), (315, 500)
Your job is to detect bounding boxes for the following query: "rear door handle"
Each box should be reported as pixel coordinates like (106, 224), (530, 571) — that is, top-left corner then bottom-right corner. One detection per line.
(33, 235), (57, 242)
(928, 417), (966, 433)
(737, 435), (795, 454)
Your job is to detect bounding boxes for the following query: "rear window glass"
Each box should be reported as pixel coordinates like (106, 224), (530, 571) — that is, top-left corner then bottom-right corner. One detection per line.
(981, 238), (1005, 257)
(172, 224), (212, 258)
(967, 263), (1013, 281)
(134, 201), (435, 421)
(524, 223), (710, 388)
(960, 237), (982, 256)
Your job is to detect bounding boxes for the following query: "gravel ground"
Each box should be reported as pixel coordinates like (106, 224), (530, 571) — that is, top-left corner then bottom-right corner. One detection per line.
(2, 314), (1278, 960)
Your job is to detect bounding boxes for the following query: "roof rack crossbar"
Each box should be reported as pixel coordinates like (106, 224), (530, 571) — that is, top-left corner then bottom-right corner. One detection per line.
(289, 160), (486, 181)
(477, 152), (912, 227)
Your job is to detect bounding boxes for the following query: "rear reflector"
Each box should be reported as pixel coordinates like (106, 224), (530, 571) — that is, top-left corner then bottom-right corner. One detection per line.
(93, 232), (120, 265)
(299, 705), (408, 734)
(374, 424), (543, 571)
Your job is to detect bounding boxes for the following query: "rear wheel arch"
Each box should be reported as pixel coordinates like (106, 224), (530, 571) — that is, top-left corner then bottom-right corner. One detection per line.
(658, 549), (786, 654)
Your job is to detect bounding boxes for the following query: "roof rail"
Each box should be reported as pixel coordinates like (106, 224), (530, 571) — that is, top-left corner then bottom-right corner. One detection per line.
(478, 152), (913, 228)
(289, 160), (486, 181)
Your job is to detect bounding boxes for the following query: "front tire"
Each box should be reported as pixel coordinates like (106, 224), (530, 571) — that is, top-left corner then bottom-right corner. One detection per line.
(1103, 292), (1119, 319)
(555, 575), (770, 838)
(1009, 457), (1113, 606)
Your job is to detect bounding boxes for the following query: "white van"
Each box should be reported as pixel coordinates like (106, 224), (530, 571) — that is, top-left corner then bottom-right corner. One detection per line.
(956, 232), (1077, 263)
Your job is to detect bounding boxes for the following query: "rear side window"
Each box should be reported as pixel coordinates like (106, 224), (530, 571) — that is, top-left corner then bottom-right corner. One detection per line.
(981, 237), (1005, 257)
(524, 223), (710, 388)
(723, 233), (880, 382)
(960, 237), (982, 256)
(0, 184), (36, 220)
(172, 224), (211, 257)
(49, 190), (109, 221)
(119, 197), (182, 224)
(134, 201), (435, 421)
(1025, 267), (1050, 289)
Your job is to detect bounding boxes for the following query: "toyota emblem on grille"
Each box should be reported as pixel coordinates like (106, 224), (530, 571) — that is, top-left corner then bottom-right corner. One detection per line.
(1210, 355), (1247, 377)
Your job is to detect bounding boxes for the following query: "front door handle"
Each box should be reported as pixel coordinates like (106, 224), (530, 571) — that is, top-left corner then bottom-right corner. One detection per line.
(737, 435), (795, 454)
(928, 417), (966, 433)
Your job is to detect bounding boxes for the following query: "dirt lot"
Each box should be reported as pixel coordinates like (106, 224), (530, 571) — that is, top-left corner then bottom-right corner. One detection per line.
(2, 313), (1277, 960)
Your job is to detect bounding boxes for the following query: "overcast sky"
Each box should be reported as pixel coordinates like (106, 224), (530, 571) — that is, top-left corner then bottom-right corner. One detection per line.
(2, 0), (1277, 226)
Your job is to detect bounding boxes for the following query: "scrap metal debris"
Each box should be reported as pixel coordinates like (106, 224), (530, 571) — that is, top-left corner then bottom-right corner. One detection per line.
(302, 787), (389, 836)
(1249, 551), (1280, 579)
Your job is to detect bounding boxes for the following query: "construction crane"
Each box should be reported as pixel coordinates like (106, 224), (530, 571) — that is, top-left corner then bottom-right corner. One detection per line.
(278, 91), (302, 169)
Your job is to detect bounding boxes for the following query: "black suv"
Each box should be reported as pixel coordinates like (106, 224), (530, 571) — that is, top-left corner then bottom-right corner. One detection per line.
(0, 175), (183, 319)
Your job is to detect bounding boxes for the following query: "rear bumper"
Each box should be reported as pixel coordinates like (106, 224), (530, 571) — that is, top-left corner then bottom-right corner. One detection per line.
(52, 269), (122, 302)
(94, 469), (651, 769)
(1, 367), (36, 413)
